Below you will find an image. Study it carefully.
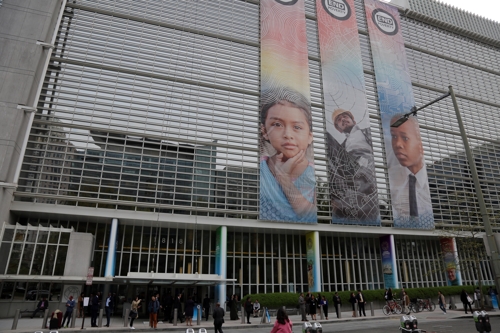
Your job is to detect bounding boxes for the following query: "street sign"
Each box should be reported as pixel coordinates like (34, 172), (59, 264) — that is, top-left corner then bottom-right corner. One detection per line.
(86, 267), (94, 286)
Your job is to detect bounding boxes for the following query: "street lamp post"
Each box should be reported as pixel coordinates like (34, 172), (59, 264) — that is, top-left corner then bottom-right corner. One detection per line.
(391, 85), (500, 293)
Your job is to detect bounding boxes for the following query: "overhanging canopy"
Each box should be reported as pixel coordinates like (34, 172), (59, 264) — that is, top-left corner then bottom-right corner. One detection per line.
(113, 272), (236, 286)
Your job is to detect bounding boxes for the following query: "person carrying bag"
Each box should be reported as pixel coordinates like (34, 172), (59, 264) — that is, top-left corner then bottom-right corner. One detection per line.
(129, 296), (141, 329)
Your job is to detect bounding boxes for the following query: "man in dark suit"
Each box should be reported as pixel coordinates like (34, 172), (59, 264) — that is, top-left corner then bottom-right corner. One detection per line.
(31, 297), (49, 318)
(91, 292), (100, 327)
(332, 292), (342, 318)
(355, 290), (366, 317)
(203, 294), (211, 321)
(213, 302), (225, 333)
(173, 293), (183, 323)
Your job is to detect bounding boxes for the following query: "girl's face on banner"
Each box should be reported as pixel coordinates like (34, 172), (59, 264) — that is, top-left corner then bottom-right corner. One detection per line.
(262, 102), (313, 160)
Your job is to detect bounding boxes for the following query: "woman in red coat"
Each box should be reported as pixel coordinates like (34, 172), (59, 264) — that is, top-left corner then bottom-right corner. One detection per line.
(270, 308), (293, 333)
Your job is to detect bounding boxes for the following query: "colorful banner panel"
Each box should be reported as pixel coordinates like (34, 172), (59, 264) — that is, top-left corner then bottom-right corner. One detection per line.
(365, 0), (434, 229)
(214, 226), (227, 304)
(317, 0), (380, 226)
(260, 0), (317, 223)
(380, 234), (399, 289)
(305, 231), (321, 292)
(440, 237), (462, 286)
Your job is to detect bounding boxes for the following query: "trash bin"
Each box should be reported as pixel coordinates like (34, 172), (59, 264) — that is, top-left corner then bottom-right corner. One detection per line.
(302, 321), (313, 333)
(481, 311), (491, 333)
(409, 315), (418, 330)
(473, 311), (484, 333)
(400, 315), (411, 330)
(312, 322), (322, 333)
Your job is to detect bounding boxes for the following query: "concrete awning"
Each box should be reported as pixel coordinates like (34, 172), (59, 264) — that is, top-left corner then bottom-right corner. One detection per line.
(113, 272), (236, 286)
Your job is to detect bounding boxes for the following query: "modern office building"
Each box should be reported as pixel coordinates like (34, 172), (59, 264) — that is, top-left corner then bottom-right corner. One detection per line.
(0, 0), (499, 317)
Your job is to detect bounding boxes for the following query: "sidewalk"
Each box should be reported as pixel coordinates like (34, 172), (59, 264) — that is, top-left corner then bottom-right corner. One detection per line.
(1, 307), (497, 333)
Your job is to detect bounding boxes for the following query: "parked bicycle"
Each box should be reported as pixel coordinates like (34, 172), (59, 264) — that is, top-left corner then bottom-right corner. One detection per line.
(383, 299), (402, 315)
(417, 298), (436, 312)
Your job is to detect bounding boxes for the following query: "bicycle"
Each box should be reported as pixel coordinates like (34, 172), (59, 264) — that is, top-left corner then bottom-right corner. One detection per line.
(417, 298), (436, 312)
(383, 299), (402, 315)
(408, 301), (421, 313)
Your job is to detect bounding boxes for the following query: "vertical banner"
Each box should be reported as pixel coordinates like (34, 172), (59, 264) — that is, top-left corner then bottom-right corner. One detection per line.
(365, 0), (434, 229)
(380, 234), (398, 289)
(214, 226), (227, 304)
(104, 218), (118, 277)
(440, 237), (462, 286)
(316, 0), (380, 225)
(305, 231), (321, 292)
(260, 0), (317, 223)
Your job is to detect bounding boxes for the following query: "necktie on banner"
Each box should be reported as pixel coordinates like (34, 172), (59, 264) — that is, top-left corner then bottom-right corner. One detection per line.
(364, 0), (434, 230)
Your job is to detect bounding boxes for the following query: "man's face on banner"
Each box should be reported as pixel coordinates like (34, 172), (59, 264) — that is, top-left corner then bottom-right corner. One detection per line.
(334, 112), (355, 134)
(390, 119), (424, 174)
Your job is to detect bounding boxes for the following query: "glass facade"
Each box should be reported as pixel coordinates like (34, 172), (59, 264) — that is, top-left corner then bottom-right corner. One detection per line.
(3, 0), (499, 298)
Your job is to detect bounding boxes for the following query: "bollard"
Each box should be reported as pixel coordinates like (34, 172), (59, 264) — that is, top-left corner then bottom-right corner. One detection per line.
(339, 304), (342, 319)
(124, 308), (129, 327)
(370, 302), (374, 316)
(319, 304), (324, 320)
(260, 307), (266, 323)
(355, 303), (358, 317)
(71, 308), (77, 328)
(43, 308), (49, 329)
(241, 309), (245, 324)
(197, 305), (201, 326)
(98, 308), (104, 327)
(12, 309), (20, 330)
(173, 308), (178, 326)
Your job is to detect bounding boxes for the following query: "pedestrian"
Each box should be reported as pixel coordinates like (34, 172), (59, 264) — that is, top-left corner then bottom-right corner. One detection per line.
(438, 291), (447, 314)
(31, 296), (49, 318)
(305, 292), (311, 316)
(174, 293), (184, 323)
(402, 291), (410, 315)
(129, 295), (141, 329)
(320, 295), (328, 319)
(213, 302), (225, 333)
(474, 286), (481, 309)
(298, 293), (307, 321)
(105, 292), (114, 327)
(90, 292), (100, 327)
(148, 295), (160, 329)
(356, 290), (366, 317)
(386, 288), (393, 305)
(270, 308), (293, 333)
(349, 292), (357, 317)
(229, 294), (239, 320)
(164, 290), (173, 322)
(309, 295), (317, 320)
(253, 299), (261, 317)
(77, 293), (84, 318)
(184, 295), (195, 326)
(203, 293), (211, 321)
(61, 295), (76, 328)
(399, 288), (406, 308)
(332, 292), (342, 318)
(460, 289), (473, 314)
(244, 296), (253, 324)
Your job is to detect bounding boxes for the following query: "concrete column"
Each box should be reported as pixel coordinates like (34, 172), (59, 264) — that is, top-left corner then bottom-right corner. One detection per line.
(214, 226), (227, 305)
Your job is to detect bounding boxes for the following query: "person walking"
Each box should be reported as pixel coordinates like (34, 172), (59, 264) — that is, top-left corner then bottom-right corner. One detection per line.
(402, 291), (410, 315)
(213, 302), (225, 333)
(229, 294), (239, 320)
(309, 295), (317, 320)
(129, 296), (141, 329)
(474, 286), (481, 309)
(438, 291), (447, 314)
(349, 292), (357, 317)
(90, 292), (100, 327)
(333, 292), (342, 319)
(31, 296), (49, 318)
(105, 292), (114, 327)
(77, 293), (84, 318)
(203, 294), (211, 321)
(244, 296), (253, 324)
(173, 293), (184, 323)
(320, 295), (329, 320)
(298, 293), (307, 321)
(270, 308), (293, 333)
(356, 290), (366, 317)
(61, 295), (75, 328)
(184, 295), (195, 326)
(148, 295), (160, 329)
(460, 289), (473, 314)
